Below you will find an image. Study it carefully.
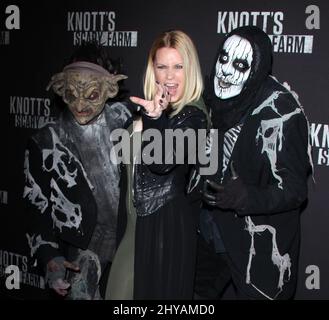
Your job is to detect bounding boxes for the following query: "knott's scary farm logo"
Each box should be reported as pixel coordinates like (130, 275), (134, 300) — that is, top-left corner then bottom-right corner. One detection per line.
(310, 122), (329, 167)
(67, 11), (138, 47)
(216, 5), (320, 54)
(9, 96), (56, 129)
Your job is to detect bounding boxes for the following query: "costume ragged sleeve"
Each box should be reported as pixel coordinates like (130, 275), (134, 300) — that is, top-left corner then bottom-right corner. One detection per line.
(237, 94), (312, 216)
(23, 137), (61, 270)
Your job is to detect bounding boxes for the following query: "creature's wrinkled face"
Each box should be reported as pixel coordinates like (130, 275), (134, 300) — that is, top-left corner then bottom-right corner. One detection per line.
(214, 34), (253, 100)
(64, 72), (108, 125)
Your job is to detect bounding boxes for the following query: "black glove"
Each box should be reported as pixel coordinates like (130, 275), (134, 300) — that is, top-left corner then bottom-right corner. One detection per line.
(202, 162), (248, 212)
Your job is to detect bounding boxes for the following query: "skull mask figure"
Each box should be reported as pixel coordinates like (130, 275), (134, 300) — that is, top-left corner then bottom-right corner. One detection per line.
(214, 34), (253, 100)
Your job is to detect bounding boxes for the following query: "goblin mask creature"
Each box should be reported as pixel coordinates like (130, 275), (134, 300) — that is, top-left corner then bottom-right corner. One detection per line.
(47, 61), (127, 125)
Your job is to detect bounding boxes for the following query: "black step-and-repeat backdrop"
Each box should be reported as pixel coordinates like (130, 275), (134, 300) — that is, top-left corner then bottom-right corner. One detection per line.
(0, 0), (328, 300)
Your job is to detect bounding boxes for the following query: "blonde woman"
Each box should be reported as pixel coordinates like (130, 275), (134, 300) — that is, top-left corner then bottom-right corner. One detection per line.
(106, 30), (208, 300)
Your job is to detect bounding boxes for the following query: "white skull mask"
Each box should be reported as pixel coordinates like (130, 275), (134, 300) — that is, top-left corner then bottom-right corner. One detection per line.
(214, 34), (253, 99)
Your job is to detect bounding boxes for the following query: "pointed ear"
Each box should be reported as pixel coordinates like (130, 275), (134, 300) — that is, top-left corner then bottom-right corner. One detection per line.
(46, 72), (66, 97)
(113, 74), (128, 82)
(104, 73), (128, 98)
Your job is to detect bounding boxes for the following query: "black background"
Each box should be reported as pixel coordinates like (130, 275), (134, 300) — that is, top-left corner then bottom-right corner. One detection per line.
(0, 0), (328, 300)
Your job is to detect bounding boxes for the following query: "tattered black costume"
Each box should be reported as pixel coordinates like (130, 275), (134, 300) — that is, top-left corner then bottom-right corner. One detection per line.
(194, 26), (312, 300)
(24, 102), (131, 299)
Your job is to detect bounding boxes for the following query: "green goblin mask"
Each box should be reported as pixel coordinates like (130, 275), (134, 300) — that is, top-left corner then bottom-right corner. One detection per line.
(47, 61), (127, 125)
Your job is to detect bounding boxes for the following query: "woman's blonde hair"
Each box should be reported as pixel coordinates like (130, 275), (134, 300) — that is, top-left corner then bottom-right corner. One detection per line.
(143, 30), (203, 115)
